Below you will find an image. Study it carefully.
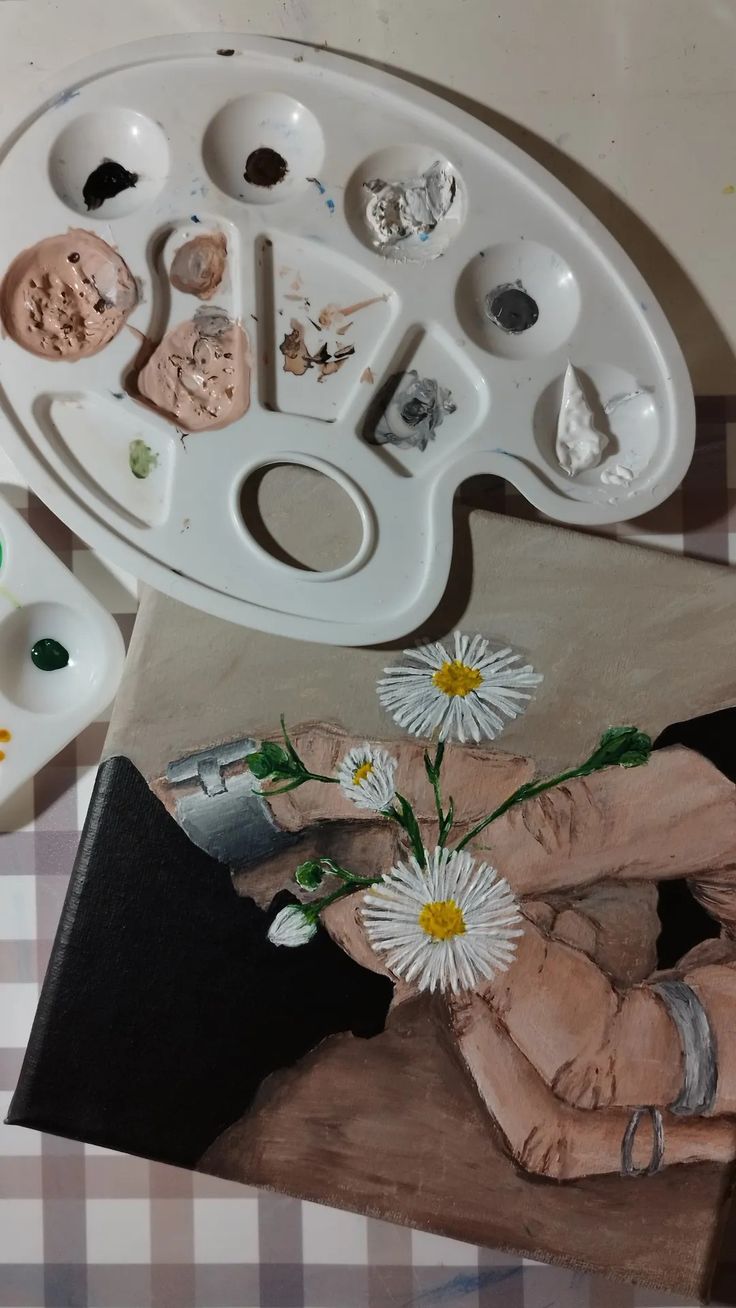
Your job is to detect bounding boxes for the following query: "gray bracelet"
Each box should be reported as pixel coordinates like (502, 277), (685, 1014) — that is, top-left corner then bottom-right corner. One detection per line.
(621, 1106), (664, 1177)
(651, 979), (717, 1116)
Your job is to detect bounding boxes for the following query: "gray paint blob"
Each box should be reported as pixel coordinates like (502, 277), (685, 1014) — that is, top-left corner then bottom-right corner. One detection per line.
(485, 283), (539, 333)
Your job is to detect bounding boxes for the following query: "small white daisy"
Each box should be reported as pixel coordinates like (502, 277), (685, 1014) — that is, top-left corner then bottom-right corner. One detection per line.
(361, 845), (523, 994)
(377, 630), (542, 743)
(337, 742), (397, 812)
(268, 904), (317, 947)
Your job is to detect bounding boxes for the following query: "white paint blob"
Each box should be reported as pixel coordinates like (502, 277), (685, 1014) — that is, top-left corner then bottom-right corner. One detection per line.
(364, 161), (456, 248)
(601, 464), (635, 487)
(555, 363), (609, 476)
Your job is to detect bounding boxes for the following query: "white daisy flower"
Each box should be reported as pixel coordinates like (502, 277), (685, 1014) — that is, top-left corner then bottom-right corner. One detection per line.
(377, 630), (542, 743)
(337, 742), (397, 812)
(268, 904), (317, 947)
(361, 845), (523, 994)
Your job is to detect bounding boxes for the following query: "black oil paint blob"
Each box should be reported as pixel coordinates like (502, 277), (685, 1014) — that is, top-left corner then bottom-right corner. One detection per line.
(244, 148), (288, 188)
(485, 284), (539, 334)
(30, 638), (69, 672)
(83, 160), (139, 211)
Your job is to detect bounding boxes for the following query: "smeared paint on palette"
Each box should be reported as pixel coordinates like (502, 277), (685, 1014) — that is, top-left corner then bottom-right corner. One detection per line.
(0, 231), (137, 359)
(365, 370), (456, 451)
(0, 727), (11, 761)
(279, 296), (388, 385)
(170, 233), (227, 300)
(137, 309), (251, 430)
(280, 320), (354, 382)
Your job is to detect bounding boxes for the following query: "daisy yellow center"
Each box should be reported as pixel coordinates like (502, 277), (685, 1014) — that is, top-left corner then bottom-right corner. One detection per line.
(352, 760), (374, 786)
(432, 660), (483, 698)
(418, 898), (466, 940)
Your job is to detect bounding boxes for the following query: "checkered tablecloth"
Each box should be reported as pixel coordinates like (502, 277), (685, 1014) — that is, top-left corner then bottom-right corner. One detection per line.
(1, 400), (735, 1308)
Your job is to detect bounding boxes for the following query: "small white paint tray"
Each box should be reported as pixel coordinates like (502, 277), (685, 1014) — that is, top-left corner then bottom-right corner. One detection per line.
(0, 497), (125, 807)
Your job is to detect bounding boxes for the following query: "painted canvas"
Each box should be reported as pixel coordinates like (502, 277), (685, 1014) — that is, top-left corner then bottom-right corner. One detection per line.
(9, 500), (736, 1300)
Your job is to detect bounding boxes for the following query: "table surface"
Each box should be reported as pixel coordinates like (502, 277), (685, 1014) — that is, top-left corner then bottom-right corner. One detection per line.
(2, 3), (736, 1306)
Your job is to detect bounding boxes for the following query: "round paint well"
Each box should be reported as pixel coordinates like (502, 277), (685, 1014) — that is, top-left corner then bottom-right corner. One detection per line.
(0, 600), (111, 714)
(345, 145), (465, 263)
(455, 240), (580, 359)
(48, 109), (170, 218)
(202, 93), (325, 205)
(533, 363), (661, 487)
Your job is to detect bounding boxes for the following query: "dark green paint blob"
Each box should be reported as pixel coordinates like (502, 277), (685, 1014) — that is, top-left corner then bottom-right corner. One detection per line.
(30, 637), (69, 672)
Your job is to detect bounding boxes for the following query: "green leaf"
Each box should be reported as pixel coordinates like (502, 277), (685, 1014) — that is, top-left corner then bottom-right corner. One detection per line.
(587, 726), (652, 771)
(295, 859), (326, 890)
(246, 740), (292, 780)
(280, 715), (303, 767)
(439, 795), (455, 845)
(423, 740), (446, 784)
(395, 792), (426, 868)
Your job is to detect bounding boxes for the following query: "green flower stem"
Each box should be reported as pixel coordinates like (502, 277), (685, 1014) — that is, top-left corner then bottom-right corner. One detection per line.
(454, 769), (579, 852)
(257, 771), (338, 796)
(321, 859), (378, 886)
(425, 740), (444, 828)
(308, 877), (381, 920)
(454, 727), (652, 853)
(423, 739), (454, 847)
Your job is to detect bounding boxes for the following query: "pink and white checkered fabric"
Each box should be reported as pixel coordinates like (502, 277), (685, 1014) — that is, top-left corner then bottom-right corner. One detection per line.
(1, 398), (735, 1308)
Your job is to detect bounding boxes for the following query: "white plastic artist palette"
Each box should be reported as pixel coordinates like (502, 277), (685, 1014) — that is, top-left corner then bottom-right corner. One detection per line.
(0, 35), (694, 645)
(0, 498), (125, 806)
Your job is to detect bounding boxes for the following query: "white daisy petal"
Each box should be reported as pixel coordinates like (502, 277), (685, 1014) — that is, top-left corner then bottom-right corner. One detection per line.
(360, 845), (523, 995)
(377, 631), (542, 743)
(337, 742), (397, 812)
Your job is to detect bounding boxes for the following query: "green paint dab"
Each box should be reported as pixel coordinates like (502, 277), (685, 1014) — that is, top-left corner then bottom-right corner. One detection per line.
(129, 439), (159, 479)
(30, 638), (69, 671)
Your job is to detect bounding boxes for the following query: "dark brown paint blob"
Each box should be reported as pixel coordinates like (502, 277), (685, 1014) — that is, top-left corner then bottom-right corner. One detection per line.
(485, 284), (539, 334)
(244, 148), (288, 188)
(83, 160), (139, 211)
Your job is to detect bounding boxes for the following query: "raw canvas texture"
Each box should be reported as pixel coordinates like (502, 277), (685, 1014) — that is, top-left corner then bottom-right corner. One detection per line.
(105, 504), (736, 781)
